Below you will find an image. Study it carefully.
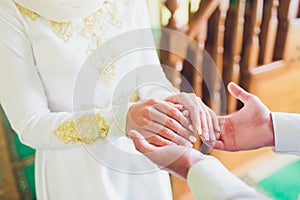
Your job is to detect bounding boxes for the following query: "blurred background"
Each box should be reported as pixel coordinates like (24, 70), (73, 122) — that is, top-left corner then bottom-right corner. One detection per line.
(1, 0), (300, 199)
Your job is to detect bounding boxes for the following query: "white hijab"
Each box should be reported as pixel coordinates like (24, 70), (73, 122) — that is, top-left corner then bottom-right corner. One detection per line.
(13, 0), (110, 22)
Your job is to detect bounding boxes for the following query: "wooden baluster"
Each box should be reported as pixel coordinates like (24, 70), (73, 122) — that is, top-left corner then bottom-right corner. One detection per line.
(182, 0), (221, 110)
(165, 0), (183, 28)
(160, 0), (184, 89)
(161, 3), (194, 200)
(240, 0), (264, 91)
(190, 1), (206, 98)
(213, 0), (230, 114)
(274, 0), (300, 60)
(202, 0), (229, 114)
(298, 2), (300, 17)
(223, 0), (246, 113)
(259, 0), (279, 64)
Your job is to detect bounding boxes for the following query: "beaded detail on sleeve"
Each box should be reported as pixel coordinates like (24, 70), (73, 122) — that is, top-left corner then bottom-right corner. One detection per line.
(54, 113), (110, 145)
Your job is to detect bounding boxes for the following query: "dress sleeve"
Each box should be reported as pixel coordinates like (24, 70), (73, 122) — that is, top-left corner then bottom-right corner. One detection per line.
(187, 156), (272, 200)
(272, 112), (300, 156)
(133, 0), (179, 100)
(0, 0), (116, 150)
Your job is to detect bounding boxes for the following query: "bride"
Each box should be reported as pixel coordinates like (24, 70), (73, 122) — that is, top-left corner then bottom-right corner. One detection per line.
(0, 0), (218, 199)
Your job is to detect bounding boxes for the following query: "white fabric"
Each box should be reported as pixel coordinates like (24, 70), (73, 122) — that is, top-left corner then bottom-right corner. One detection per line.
(272, 112), (300, 156)
(13, 0), (109, 22)
(187, 157), (271, 200)
(0, 0), (176, 199)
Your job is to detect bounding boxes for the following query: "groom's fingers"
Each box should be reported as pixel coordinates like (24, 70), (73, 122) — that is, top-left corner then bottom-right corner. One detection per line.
(145, 120), (191, 146)
(128, 130), (157, 153)
(213, 140), (225, 150)
(228, 82), (253, 104)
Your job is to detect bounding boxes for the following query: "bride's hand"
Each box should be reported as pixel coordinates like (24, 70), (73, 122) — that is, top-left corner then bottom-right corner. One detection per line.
(165, 93), (220, 142)
(126, 98), (194, 146)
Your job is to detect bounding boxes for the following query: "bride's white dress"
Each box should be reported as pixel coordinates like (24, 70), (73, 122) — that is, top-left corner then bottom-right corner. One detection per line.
(0, 0), (176, 199)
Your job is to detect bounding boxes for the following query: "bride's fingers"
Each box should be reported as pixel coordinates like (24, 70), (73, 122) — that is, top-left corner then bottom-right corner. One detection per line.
(167, 102), (183, 111)
(145, 120), (192, 146)
(207, 112), (215, 141)
(182, 110), (190, 118)
(166, 94), (201, 134)
(205, 109), (217, 141)
(153, 101), (190, 129)
(149, 107), (193, 140)
(209, 109), (220, 132)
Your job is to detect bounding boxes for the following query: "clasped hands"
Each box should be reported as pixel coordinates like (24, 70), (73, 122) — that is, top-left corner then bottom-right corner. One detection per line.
(125, 92), (220, 147)
(126, 83), (275, 179)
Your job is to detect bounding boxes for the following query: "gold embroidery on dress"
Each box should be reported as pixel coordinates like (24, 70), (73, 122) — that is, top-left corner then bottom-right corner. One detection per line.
(16, 3), (39, 21)
(54, 113), (110, 145)
(79, 104), (102, 110)
(93, 42), (120, 85)
(99, 64), (117, 85)
(16, 2), (128, 85)
(16, 1), (124, 46)
(106, 89), (139, 108)
(129, 90), (140, 103)
(50, 21), (74, 42)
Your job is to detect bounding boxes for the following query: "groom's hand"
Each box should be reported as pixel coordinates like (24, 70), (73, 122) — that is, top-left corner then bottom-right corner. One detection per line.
(128, 130), (204, 179)
(213, 82), (275, 151)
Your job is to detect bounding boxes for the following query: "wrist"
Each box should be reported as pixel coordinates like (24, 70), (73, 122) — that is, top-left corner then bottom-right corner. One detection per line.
(265, 112), (275, 146)
(181, 149), (205, 179)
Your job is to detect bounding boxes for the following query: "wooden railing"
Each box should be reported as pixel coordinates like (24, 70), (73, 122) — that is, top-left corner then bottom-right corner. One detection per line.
(156, 0), (300, 113)
(160, 0), (228, 115)
(148, 0), (300, 199)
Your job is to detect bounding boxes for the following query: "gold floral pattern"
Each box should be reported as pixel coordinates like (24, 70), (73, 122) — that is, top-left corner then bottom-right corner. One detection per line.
(16, 3), (39, 21)
(50, 21), (74, 42)
(54, 113), (110, 145)
(16, 1), (127, 84)
(16, 1), (125, 46)
(99, 64), (117, 85)
(105, 89), (140, 108)
(129, 90), (140, 103)
(92, 42), (121, 85)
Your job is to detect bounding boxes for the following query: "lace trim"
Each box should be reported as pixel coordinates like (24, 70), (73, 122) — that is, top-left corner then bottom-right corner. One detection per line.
(54, 113), (110, 145)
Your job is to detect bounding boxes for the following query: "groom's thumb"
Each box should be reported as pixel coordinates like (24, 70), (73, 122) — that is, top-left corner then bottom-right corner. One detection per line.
(127, 130), (156, 154)
(227, 82), (252, 103)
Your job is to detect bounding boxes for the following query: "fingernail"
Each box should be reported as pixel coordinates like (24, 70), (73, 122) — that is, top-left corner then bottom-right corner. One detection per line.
(216, 124), (221, 132)
(185, 141), (193, 147)
(183, 110), (189, 117)
(177, 104), (183, 110)
(204, 131), (209, 141)
(189, 135), (197, 143)
(211, 133), (216, 141)
(197, 126), (202, 135)
(188, 124), (194, 132)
